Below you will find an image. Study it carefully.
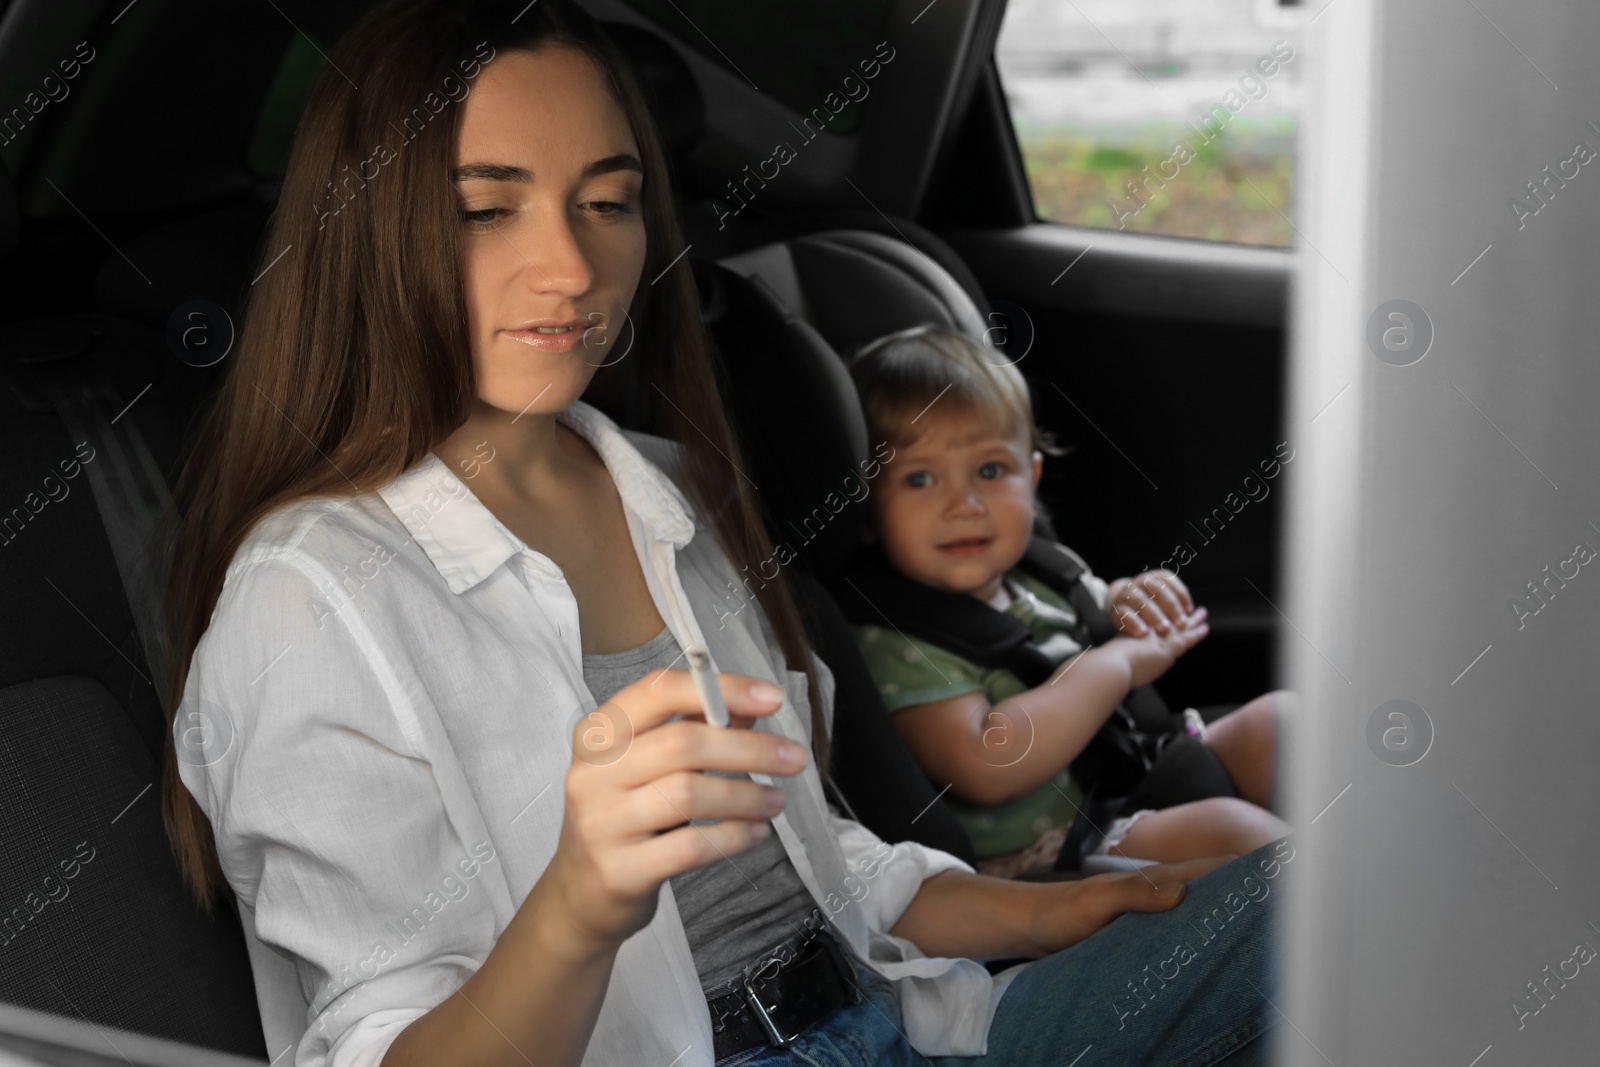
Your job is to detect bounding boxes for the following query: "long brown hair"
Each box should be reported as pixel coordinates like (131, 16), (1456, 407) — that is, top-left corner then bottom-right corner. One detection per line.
(160, 0), (824, 910)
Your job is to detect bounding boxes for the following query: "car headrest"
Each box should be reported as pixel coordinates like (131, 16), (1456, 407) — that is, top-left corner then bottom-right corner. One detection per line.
(718, 229), (988, 359)
(0, 154), (17, 260)
(698, 260), (869, 579)
(702, 225), (1003, 578)
(602, 22), (705, 162)
(89, 22), (693, 334)
(94, 201), (273, 332)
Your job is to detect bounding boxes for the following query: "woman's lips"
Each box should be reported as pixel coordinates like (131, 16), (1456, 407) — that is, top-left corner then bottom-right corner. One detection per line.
(937, 536), (993, 557)
(503, 324), (586, 353)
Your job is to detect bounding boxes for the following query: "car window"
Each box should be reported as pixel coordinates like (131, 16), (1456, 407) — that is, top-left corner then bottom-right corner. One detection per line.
(994, 0), (1302, 246)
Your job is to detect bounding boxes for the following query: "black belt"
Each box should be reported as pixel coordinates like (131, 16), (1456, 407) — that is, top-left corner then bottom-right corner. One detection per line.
(706, 927), (862, 1060)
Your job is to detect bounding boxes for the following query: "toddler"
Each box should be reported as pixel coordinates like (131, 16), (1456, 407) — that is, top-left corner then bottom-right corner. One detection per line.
(844, 324), (1291, 878)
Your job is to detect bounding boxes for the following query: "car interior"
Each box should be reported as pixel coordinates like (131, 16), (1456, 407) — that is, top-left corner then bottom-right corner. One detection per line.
(0, 0), (1294, 1062)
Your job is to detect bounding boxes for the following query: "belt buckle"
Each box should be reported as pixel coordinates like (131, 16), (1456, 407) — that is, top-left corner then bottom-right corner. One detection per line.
(740, 931), (861, 1047)
(742, 968), (802, 1048)
(739, 931), (856, 1047)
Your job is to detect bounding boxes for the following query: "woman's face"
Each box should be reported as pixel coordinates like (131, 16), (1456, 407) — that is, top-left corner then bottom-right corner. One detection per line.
(453, 45), (647, 417)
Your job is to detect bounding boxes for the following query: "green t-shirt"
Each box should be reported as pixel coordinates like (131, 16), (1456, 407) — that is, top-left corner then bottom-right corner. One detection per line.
(854, 569), (1095, 858)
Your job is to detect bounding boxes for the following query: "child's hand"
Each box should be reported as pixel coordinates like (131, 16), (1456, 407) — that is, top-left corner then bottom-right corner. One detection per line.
(1107, 569), (1198, 637)
(1106, 611), (1209, 688)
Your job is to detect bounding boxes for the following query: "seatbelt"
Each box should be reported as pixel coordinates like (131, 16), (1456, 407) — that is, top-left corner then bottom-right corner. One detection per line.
(1015, 538), (1179, 735)
(828, 537), (1181, 796)
(833, 543), (1061, 685)
(1, 316), (175, 688)
(831, 535), (1246, 869)
(42, 371), (173, 686)
(1017, 538), (1114, 643)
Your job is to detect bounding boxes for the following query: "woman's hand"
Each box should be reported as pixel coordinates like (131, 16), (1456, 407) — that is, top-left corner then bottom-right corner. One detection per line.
(1104, 612), (1209, 689)
(540, 669), (808, 955)
(1025, 855), (1237, 956)
(1107, 570), (1198, 636)
(887, 854), (1238, 962)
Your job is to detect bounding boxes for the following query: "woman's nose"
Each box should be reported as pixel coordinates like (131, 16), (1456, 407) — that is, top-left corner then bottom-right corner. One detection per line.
(525, 208), (595, 297)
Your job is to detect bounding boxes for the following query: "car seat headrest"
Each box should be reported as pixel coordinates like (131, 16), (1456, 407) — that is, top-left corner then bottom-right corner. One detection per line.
(718, 229), (988, 360)
(90, 24), (695, 334)
(703, 226), (1002, 578)
(698, 261), (869, 579)
(93, 202), (273, 331)
(602, 21), (705, 162)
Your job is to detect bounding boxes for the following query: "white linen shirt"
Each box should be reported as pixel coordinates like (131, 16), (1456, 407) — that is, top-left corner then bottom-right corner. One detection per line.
(178, 399), (1027, 1067)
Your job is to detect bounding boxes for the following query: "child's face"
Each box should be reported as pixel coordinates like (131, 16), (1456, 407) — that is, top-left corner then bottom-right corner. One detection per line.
(869, 413), (1043, 601)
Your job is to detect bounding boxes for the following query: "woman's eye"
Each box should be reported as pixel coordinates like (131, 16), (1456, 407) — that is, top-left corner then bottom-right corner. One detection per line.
(585, 199), (634, 217)
(461, 207), (508, 229)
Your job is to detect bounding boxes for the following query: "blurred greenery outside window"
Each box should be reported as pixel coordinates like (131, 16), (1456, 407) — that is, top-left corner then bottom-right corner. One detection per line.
(996, 3), (1297, 248)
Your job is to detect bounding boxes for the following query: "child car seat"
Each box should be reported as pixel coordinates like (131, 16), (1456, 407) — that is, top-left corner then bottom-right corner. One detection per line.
(693, 225), (1158, 874)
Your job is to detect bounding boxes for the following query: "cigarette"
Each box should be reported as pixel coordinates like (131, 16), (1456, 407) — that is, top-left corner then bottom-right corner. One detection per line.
(685, 645), (730, 728)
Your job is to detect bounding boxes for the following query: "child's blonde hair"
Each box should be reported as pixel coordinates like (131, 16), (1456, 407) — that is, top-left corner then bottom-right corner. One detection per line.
(848, 323), (1067, 458)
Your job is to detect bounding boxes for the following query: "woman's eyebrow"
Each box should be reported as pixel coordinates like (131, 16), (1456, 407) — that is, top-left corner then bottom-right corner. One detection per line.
(450, 154), (643, 184)
(452, 162), (530, 183)
(582, 153), (644, 178)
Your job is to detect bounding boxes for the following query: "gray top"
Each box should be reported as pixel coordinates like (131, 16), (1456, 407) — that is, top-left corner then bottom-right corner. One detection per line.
(581, 626), (821, 994)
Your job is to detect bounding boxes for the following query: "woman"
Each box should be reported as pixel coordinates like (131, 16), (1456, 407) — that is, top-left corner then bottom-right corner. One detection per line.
(160, 2), (1284, 1065)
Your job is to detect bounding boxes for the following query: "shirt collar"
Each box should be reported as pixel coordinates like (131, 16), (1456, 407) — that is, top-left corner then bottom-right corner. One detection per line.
(376, 400), (697, 595)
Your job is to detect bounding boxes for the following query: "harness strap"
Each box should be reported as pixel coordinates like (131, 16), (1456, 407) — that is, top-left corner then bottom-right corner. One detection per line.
(830, 538), (1177, 796)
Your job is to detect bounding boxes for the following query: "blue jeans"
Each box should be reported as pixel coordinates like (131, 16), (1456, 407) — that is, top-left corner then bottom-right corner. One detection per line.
(723, 839), (1285, 1067)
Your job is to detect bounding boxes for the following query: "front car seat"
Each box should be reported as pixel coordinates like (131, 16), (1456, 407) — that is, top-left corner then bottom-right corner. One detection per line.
(0, 155), (268, 1058)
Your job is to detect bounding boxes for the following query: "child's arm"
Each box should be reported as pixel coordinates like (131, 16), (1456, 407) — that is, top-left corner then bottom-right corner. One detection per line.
(891, 618), (1209, 807)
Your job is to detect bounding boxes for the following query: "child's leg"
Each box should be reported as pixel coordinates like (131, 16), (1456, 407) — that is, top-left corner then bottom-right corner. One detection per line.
(1109, 797), (1291, 864)
(1202, 690), (1291, 812)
